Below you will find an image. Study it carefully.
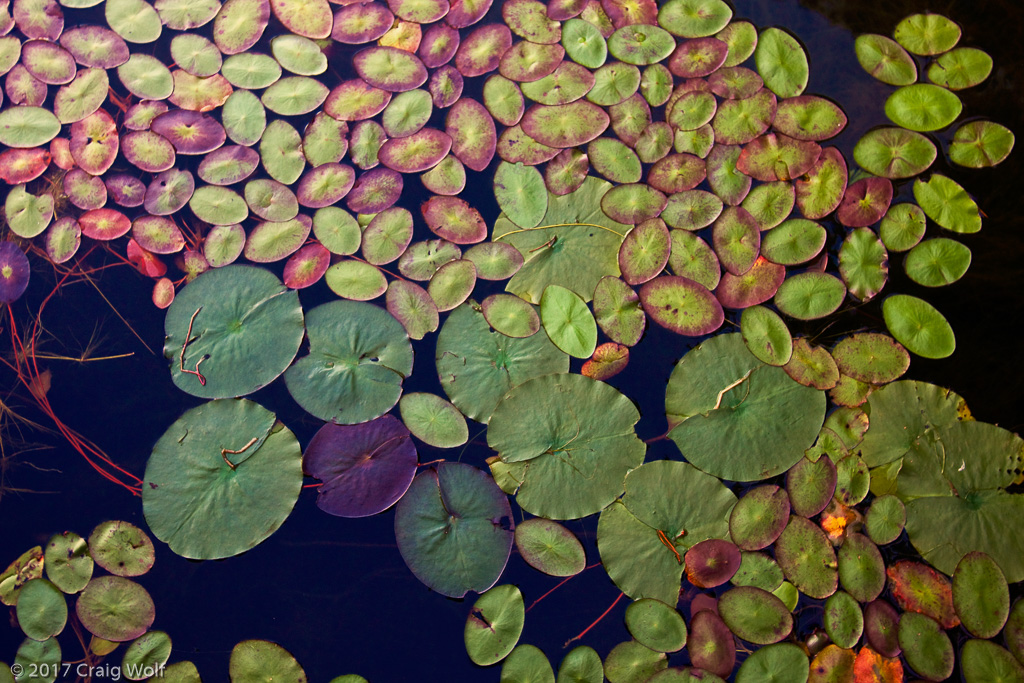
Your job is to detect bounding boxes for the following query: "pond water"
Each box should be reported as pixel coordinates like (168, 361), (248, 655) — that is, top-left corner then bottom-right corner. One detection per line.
(2, 0), (1023, 680)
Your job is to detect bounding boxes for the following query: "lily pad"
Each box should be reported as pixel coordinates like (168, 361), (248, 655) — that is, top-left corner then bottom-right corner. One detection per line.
(913, 173), (982, 234)
(882, 294), (955, 359)
(88, 521), (154, 577)
(740, 306), (792, 366)
(514, 519), (585, 577)
(465, 585), (525, 666)
(395, 463), (513, 598)
(795, 146), (847, 220)
(855, 34), (917, 86)
(839, 227), (888, 301)
(904, 237), (971, 287)
(284, 300), (412, 424)
(898, 612), (954, 682)
(853, 127), (937, 179)
(894, 13), (961, 56)
(774, 272), (846, 320)
(775, 515), (838, 599)
(949, 120), (1015, 168)
(0, 105), (60, 147)
(15, 579), (67, 641)
(76, 576), (155, 641)
(303, 416), (417, 518)
(755, 27), (807, 98)
(640, 276), (723, 336)
(719, 586), (792, 644)
(885, 84), (962, 132)
(953, 551), (1009, 639)
(44, 532), (92, 594)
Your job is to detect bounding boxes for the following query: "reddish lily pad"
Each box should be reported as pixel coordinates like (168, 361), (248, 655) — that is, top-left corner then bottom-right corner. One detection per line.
(708, 66), (763, 100)
(0, 147), (50, 183)
(21, 39), (76, 85)
(729, 485), (790, 551)
(668, 37), (728, 78)
(499, 41), (564, 82)
(332, 3), (393, 43)
(647, 153), (705, 194)
(887, 560), (959, 629)
(521, 100), (610, 148)
(836, 177), (893, 228)
(455, 24), (512, 77)
(865, 600), (902, 658)
(581, 342), (629, 381)
(601, 183), (667, 224)
(121, 130), (176, 173)
(429, 66), (463, 108)
(705, 144), (751, 206)
(14, 0), (63, 40)
(639, 275), (723, 336)
(619, 217), (670, 285)
(63, 168), (107, 210)
(379, 128), (452, 173)
(69, 110), (118, 175)
(45, 217), (81, 264)
(144, 169), (195, 216)
(775, 515), (838, 599)
(421, 196), (487, 244)
(795, 146), (847, 220)
(737, 133), (821, 181)
(715, 256), (785, 309)
(346, 167), (404, 214)
(544, 147), (589, 194)
(711, 206), (759, 276)
(132, 216), (185, 254)
(783, 338), (839, 390)
(0, 241), (30, 302)
(685, 540), (741, 589)
(296, 164), (356, 208)
(446, 97), (497, 171)
(419, 23), (459, 67)
(150, 109), (226, 155)
(283, 243), (330, 289)
(79, 208), (131, 241)
(687, 610), (735, 679)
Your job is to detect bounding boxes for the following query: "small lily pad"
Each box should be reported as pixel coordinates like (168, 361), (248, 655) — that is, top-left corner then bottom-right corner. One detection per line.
(76, 577), (155, 642)
(88, 521), (154, 577)
(882, 295), (955, 359)
(855, 34), (917, 85)
(514, 519), (585, 577)
(775, 515), (838, 599)
(885, 84), (962, 132)
(625, 599), (686, 653)
(953, 551), (1010, 639)
(719, 586), (792, 644)
(854, 127), (937, 179)
(904, 238), (971, 287)
(839, 227), (888, 301)
(740, 306), (792, 366)
(894, 13), (961, 56)
(755, 27), (807, 98)
(913, 174), (981, 234)
(774, 272), (846, 320)
(949, 120), (1015, 168)
(465, 585), (525, 666)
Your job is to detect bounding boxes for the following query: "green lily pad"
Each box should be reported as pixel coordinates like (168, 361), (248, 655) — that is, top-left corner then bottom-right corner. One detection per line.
(729, 485), (790, 550)
(735, 643), (808, 683)
(731, 552), (784, 592)
(838, 227), (888, 301)
(775, 515), (838, 599)
(514, 519), (586, 577)
(865, 495), (906, 545)
(832, 333), (909, 385)
(823, 591), (862, 649)
(904, 238), (971, 287)
(436, 301), (568, 423)
(962, 640), (1024, 683)
(170, 34), (221, 77)
(855, 34), (917, 85)
(774, 272), (846, 320)
(624, 599), (687, 653)
(496, 177), (630, 303)
(203, 224), (245, 267)
(719, 586), (792, 644)
(188, 186), (247, 226)
(739, 306), (792, 366)
(465, 584), (525, 666)
(853, 127), (937, 179)
(712, 206), (760, 275)
(106, 0), (162, 43)
(386, 280), (439, 340)
(122, 631), (172, 677)
(73, 577), (150, 645)
(914, 174), (982, 234)
(604, 640), (667, 682)
(395, 463), (513, 598)
(894, 13), (961, 56)
(740, 181), (795, 231)
(229, 640), (305, 683)
(773, 96), (846, 141)
(795, 146), (847, 220)
(540, 285), (597, 358)
(562, 18), (607, 69)
(705, 144), (751, 204)
(13, 637), (61, 683)
(667, 334), (826, 481)
(953, 551), (1009, 639)
(837, 454), (870, 503)
(261, 76), (329, 116)
(4, 185), (54, 238)
(482, 293), (541, 338)
(898, 612), (954, 681)
(882, 294), (956, 359)
(501, 645), (555, 683)
(755, 27), (808, 98)
(495, 161), (548, 229)
(271, 33), (327, 76)
(221, 53), (281, 89)
(837, 532), (885, 603)
(284, 300), (412, 424)
(667, 230), (720, 291)
(143, 399), (302, 559)
(427, 259), (476, 312)
(928, 47), (992, 90)
(885, 84), (962, 132)
(88, 521), (154, 578)
(16, 579), (67, 641)
(760, 219), (826, 265)
(950, 120), (1015, 168)
(488, 373), (644, 519)
(0, 106), (60, 148)
(593, 276), (646, 346)
(784, 338), (839, 391)
(44, 532), (92, 594)
(879, 203), (926, 252)
(163, 266), (303, 398)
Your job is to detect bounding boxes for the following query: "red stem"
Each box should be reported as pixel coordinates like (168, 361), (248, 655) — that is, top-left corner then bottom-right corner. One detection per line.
(564, 591), (625, 648)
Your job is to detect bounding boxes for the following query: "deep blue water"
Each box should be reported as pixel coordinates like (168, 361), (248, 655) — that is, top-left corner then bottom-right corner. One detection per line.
(2, 0), (1023, 680)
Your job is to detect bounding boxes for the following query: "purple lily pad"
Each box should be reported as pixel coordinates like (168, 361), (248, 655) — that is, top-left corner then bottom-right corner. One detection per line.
(4, 64), (47, 106)
(13, 0), (63, 41)
(325, 79), (392, 121)
(639, 275), (724, 336)
(144, 169), (195, 216)
(454, 24), (511, 77)
(547, 0), (585, 20)
(712, 206), (760, 276)
(668, 38), (729, 78)
(150, 109), (226, 155)
(544, 147), (588, 195)
(0, 241), (30, 303)
(836, 177), (893, 227)
(46, 217), (82, 264)
(105, 174), (146, 208)
(64, 168), (107, 210)
(60, 26), (130, 69)
(685, 539), (742, 589)
(421, 195), (487, 244)
(69, 110), (119, 175)
(0, 147), (50, 183)
(708, 66), (764, 100)
(602, 0), (656, 28)
(389, 0), (448, 23)
(80, 208), (131, 241)
(132, 216), (185, 254)
(498, 40), (564, 82)
(346, 167), (404, 213)
(283, 242), (330, 289)
(688, 610), (736, 678)
(270, 0), (332, 39)
(522, 100), (610, 148)
(354, 46), (428, 92)
(418, 23), (460, 68)
(304, 416), (417, 517)
(121, 130), (176, 173)
(429, 65), (463, 108)
(647, 153), (706, 194)
(737, 133), (822, 181)
(123, 100), (168, 130)
(446, 0), (493, 27)
(379, 128), (452, 173)
(715, 257), (786, 310)
(331, 3), (393, 43)
(446, 97), (496, 171)
(296, 163), (356, 208)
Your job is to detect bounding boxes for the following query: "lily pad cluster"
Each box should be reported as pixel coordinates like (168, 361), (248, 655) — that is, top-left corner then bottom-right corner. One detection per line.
(0, 522), (367, 682)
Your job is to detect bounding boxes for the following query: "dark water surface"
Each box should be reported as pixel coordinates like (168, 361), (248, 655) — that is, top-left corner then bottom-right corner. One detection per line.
(3, 0), (1023, 680)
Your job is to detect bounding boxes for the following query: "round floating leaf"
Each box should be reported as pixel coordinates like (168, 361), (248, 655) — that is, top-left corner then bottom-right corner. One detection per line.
(729, 485), (790, 551)
(961, 640), (1024, 683)
(261, 76), (328, 116)
(712, 207), (759, 276)
(76, 577), (155, 641)
(759, 220), (825, 266)
(773, 96), (846, 141)
(668, 230), (720, 291)
(522, 100), (610, 148)
(953, 551), (1010, 639)
(838, 533), (885, 603)
(832, 333), (909, 384)
(122, 631), (172, 677)
(837, 177), (892, 228)
(285, 301), (412, 424)
(303, 416), (416, 518)
(44, 532), (92, 594)
(658, 0), (731, 37)
(604, 640), (668, 682)
(879, 203), (926, 252)
(283, 243), (329, 290)
(164, 266), (303, 398)
(885, 84), (962, 132)
(624, 600), (686, 655)
(774, 272), (845, 321)
(795, 146), (847, 220)
(540, 284), (597, 358)
(855, 34), (917, 86)
(735, 643), (807, 683)
(436, 301), (568, 423)
(783, 338), (838, 390)
(685, 540), (740, 588)
(898, 612), (954, 681)
(640, 276), (723, 336)
(556, 647), (604, 683)
(465, 585), (525, 666)
(0, 242), (31, 303)
(562, 17), (607, 69)
(494, 162), (548, 229)
(913, 174), (981, 234)
(685, 609), (735, 678)
(387, 279), (439, 340)
(143, 399), (302, 559)
(395, 463), (513, 598)
(502, 644), (555, 683)
(865, 495), (905, 546)
(928, 47), (992, 90)
(446, 97), (497, 171)
(740, 306), (792, 366)
(894, 13), (960, 56)
(428, 259), (476, 312)
(4, 185), (53, 238)
(88, 521), (154, 578)
(106, 0), (162, 43)
(755, 27), (807, 98)
(16, 579), (67, 641)
(824, 591), (863, 649)
(203, 224), (246, 267)
(189, 186), (247, 226)
(514, 518), (585, 577)
(839, 227), (888, 301)
(483, 293), (541, 338)
(593, 276), (646, 346)
(362, 207), (413, 265)
(421, 196), (486, 244)
(667, 334), (825, 481)
(854, 127), (937, 179)
(489, 373), (644, 519)
(775, 515), (838, 599)
(229, 640), (305, 683)
(719, 586), (792, 644)
(950, 120), (1015, 168)
(882, 295), (955, 359)
(0, 106), (60, 148)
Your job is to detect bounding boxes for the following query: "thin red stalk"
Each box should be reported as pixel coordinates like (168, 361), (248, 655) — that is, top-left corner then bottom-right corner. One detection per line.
(564, 591), (624, 648)
(525, 562), (602, 613)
